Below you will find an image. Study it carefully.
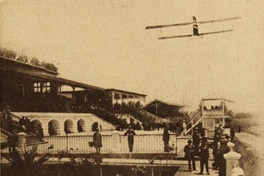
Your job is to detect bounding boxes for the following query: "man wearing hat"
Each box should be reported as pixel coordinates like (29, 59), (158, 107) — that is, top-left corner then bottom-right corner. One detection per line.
(218, 138), (230, 176)
(163, 126), (170, 152)
(198, 137), (210, 175)
(184, 139), (196, 171)
(124, 125), (136, 152)
(193, 126), (200, 155)
(93, 128), (102, 153)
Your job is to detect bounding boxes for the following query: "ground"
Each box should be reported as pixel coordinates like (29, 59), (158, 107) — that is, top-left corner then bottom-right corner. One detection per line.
(234, 132), (264, 176)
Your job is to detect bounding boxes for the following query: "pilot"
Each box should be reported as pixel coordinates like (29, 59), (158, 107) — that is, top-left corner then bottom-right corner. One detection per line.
(193, 24), (199, 36)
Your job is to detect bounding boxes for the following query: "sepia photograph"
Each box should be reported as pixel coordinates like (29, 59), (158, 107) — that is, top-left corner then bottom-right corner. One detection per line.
(0, 0), (263, 175)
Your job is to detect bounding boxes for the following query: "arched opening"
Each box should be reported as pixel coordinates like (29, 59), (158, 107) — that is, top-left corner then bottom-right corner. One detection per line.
(64, 119), (74, 134)
(48, 120), (60, 136)
(91, 122), (99, 132)
(31, 120), (44, 139)
(32, 119), (42, 130)
(77, 119), (85, 132)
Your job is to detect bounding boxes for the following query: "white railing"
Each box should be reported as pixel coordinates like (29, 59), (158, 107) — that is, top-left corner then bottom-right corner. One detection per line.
(34, 133), (190, 156)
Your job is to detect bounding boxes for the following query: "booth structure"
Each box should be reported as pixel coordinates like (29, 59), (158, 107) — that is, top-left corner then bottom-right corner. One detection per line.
(201, 98), (233, 138)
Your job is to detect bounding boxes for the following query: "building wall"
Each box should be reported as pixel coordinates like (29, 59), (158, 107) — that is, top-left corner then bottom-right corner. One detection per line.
(15, 112), (116, 136)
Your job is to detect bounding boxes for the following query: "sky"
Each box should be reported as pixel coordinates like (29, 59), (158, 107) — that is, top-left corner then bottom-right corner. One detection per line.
(0, 0), (263, 114)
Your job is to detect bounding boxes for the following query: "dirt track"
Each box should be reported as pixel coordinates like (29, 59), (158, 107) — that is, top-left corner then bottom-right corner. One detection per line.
(234, 133), (264, 176)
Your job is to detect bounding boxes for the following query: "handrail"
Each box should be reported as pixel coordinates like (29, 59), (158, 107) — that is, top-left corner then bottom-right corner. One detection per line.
(185, 112), (202, 135)
(10, 113), (21, 122)
(186, 112), (201, 127)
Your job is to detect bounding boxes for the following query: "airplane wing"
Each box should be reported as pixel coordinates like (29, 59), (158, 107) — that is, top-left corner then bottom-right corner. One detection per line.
(158, 29), (233, 40)
(198, 16), (241, 24)
(158, 34), (193, 40)
(146, 22), (192, 30)
(146, 16), (241, 30)
(201, 29), (233, 36)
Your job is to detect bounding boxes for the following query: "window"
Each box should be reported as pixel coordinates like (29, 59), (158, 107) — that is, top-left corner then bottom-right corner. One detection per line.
(34, 82), (50, 93)
(34, 82), (41, 92)
(42, 82), (50, 93)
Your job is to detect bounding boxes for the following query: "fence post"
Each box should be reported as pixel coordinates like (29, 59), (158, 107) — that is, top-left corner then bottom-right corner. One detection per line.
(223, 142), (242, 176)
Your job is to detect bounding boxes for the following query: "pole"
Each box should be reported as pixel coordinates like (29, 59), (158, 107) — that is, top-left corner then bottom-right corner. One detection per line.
(52, 149), (54, 165)
(129, 152), (131, 166)
(66, 133), (68, 152)
(175, 134), (177, 156)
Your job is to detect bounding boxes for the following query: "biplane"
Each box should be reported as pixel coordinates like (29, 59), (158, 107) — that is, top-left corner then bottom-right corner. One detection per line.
(145, 16), (241, 40)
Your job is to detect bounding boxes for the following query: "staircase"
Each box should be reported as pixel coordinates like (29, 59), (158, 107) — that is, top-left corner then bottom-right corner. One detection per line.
(134, 109), (168, 123)
(0, 113), (47, 147)
(185, 112), (202, 135)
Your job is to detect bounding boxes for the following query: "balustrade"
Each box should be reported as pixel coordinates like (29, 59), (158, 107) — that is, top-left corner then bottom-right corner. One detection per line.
(34, 133), (190, 155)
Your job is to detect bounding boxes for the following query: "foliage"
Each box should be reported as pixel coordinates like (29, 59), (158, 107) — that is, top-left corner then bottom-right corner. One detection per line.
(1, 143), (50, 176)
(2, 144), (50, 167)
(0, 47), (17, 59)
(0, 47), (58, 72)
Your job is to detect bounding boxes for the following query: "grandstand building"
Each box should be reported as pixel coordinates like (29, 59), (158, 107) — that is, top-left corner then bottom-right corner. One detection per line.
(0, 56), (146, 113)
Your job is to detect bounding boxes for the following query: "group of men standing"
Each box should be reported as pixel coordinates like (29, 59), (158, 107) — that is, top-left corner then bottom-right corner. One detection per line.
(184, 136), (211, 175)
(184, 123), (232, 176)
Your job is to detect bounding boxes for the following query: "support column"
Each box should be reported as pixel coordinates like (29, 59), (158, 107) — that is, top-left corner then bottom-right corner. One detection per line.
(59, 120), (65, 135)
(72, 120), (78, 134)
(43, 124), (49, 136)
(224, 142), (242, 176)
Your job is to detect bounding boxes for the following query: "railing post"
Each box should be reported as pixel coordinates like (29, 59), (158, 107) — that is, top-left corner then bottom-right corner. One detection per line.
(224, 142), (242, 176)
(16, 132), (27, 160)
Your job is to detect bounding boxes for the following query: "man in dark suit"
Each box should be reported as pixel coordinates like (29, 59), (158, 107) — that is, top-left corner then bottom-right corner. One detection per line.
(163, 126), (170, 152)
(184, 139), (196, 171)
(199, 137), (210, 175)
(124, 125), (136, 152)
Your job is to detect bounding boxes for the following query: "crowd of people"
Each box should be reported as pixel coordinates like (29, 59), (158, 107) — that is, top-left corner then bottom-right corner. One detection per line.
(183, 122), (238, 176)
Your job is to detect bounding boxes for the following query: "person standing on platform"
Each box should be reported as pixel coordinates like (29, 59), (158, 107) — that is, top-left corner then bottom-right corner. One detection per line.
(93, 128), (102, 153)
(124, 125), (136, 152)
(163, 126), (170, 152)
(218, 138), (230, 176)
(193, 127), (200, 156)
(198, 137), (210, 175)
(184, 139), (196, 171)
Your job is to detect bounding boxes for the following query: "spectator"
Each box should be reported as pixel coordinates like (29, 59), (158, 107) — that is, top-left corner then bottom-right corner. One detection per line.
(198, 137), (210, 175)
(218, 138), (230, 176)
(19, 116), (26, 128)
(6, 114), (13, 132)
(184, 139), (196, 171)
(193, 127), (200, 155)
(124, 125), (136, 153)
(37, 124), (44, 140)
(238, 125), (241, 133)
(24, 117), (31, 133)
(5, 105), (11, 116)
(93, 128), (102, 153)
(163, 126), (170, 152)
(230, 127), (235, 141)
